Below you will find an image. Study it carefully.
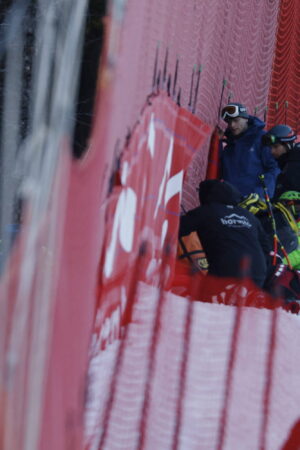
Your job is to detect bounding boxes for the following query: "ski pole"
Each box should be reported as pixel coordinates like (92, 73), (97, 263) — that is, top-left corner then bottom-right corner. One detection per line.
(259, 175), (292, 269)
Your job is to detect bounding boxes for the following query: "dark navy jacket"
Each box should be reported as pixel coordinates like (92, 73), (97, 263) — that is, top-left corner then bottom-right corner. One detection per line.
(179, 180), (270, 287)
(221, 116), (280, 198)
(274, 144), (300, 198)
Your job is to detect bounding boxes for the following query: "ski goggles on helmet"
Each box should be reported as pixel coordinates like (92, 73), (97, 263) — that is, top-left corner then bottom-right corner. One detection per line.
(221, 104), (249, 122)
(262, 133), (296, 147)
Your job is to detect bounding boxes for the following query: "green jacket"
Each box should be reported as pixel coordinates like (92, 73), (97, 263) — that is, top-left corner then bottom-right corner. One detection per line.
(283, 220), (300, 269)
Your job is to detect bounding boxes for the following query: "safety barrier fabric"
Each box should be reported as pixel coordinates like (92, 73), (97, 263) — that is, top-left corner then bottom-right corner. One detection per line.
(88, 91), (211, 358)
(267, 0), (300, 132)
(1, 0), (298, 449)
(85, 281), (300, 450)
(85, 93), (212, 447)
(100, 0), (280, 211)
(84, 92), (300, 449)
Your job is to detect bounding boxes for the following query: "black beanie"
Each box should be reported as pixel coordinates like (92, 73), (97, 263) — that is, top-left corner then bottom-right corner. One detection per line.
(198, 179), (242, 205)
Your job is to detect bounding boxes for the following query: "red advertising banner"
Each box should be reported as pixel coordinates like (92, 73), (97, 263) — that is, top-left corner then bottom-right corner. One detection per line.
(85, 93), (211, 446)
(92, 93), (211, 350)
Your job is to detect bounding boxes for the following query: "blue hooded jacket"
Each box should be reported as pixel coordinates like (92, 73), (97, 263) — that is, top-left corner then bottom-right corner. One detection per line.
(220, 116), (280, 198)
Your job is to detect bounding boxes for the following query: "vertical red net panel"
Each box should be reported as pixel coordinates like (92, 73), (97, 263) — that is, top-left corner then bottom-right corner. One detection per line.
(84, 93), (211, 448)
(205, 127), (221, 180)
(85, 277), (300, 449)
(93, 0), (280, 213)
(267, 0), (300, 131)
(0, 13), (129, 449)
(0, 142), (111, 450)
(90, 92), (211, 345)
(259, 308), (278, 450)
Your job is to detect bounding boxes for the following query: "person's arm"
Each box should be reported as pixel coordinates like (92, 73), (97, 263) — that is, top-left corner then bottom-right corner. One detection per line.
(256, 216), (272, 268)
(219, 138), (225, 179)
(179, 207), (202, 237)
(260, 145), (280, 198)
(277, 152), (300, 194)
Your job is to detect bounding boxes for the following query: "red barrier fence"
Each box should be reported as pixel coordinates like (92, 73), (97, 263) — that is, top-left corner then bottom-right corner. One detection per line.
(90, 92), (211, 356)
(98, 0), (280, 211)
(2, 0), (300, 449)
(267, 0), (300, 132)
(84, 93), (300, 449)
(85, 279), (300, 450)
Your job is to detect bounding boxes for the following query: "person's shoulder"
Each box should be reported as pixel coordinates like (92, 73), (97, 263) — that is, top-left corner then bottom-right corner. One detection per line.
(248, 115), (265, 132)
(235, 204), (251, 214)
(184, 205), (202, 217)
(242, 119), (265, 144)
(289, 144), (300, 160)
(235, 205), (259, 221)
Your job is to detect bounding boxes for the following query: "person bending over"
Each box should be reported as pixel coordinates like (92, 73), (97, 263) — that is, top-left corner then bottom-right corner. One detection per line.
(179, 179), (270, 288)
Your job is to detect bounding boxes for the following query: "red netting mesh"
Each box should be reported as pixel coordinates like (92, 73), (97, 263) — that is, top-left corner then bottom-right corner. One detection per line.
(85, 279), (300, 450)
(3, 1), (300, 449)
(97, 0), (280, 211)
(267, 0), (300, 132)
(83, 92), (300, 449)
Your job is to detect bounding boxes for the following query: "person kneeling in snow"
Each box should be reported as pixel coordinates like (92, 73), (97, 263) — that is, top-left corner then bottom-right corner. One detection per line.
(179, 179), (270, 288)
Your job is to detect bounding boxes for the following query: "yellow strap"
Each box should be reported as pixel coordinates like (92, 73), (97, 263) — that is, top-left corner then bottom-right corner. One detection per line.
(274, 202), (299, 234)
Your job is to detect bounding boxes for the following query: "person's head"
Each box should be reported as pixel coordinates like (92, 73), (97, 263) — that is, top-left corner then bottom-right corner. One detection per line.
(279, 191), (300, 218)
(221, 102), (249, 136)
(262, 124), (296, 159)
(198, 179), (242, 205)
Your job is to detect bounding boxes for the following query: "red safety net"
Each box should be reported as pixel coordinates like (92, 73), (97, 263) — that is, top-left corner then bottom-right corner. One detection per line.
(86, 281), (300, 450)
(267, 0), (300, 132)
(100, 0), (280, 211)
(91, 92), (211, 351)
(84, 93), (300, 450)
(2, 1), (300, 449)
(205, 126), (222, 180)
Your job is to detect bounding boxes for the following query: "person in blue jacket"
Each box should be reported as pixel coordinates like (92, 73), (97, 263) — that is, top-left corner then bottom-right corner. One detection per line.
(220, 102), (280, 198)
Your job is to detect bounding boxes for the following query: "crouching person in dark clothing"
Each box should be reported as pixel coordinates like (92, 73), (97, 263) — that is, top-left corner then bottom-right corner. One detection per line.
(179, 179), (270, 288)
